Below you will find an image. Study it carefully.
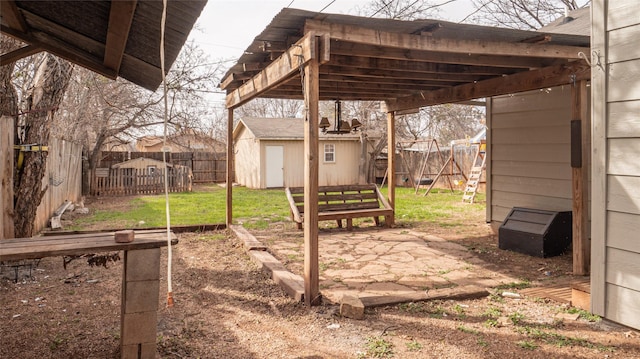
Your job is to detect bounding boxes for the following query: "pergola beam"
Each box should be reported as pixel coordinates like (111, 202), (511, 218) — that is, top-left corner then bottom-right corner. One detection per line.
(0, 45), (41, 65)
(225, 32), (318, 109)
(104, 0), (137, 72)
(305, 20), (588, 59)
(387, 60), (590, 112)
(0, 1), (28, 33)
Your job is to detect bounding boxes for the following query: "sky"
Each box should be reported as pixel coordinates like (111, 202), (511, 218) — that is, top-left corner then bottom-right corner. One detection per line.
(186, 0), (476, 111)
(190, 0), (476, 60)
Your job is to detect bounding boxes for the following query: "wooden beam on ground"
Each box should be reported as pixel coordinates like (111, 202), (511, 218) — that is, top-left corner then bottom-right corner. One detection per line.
(0, 45), (41, 65)
(386, 110), (396, 226)
(224, 32), (317, 108)
(303, 43), (320, 306)
(226, 109), (233, 226)
(571, 80), (590, 275)
(104, 0), (137, 72)
(305, 20), (588, 59)
(386, 60), (590, 112)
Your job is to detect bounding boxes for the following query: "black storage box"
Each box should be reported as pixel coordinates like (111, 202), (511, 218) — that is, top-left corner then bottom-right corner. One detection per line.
(498, 207), (572, 258)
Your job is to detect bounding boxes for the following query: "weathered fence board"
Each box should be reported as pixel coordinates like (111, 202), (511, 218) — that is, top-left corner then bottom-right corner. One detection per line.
(99, 151), (226, 183)
(90, 167), (192, 196)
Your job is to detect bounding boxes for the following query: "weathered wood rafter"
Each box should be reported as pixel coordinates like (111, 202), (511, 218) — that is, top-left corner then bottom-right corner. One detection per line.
(329, 41), (562, 69)
(0, 45), (41, 65)
(104, 0), (137, 72)
(386, 60), (590, 112)
(225, 32), (319, 109)
(0, 1), (28, 33)
(305, 20), (588, 59)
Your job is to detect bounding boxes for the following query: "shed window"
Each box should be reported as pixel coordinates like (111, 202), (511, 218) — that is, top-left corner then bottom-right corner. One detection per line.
(324, 144), (335, 163)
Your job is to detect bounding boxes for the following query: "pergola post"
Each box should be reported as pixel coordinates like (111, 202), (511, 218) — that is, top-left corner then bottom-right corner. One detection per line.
(571, 80), (590, 275)
(386, 111), (396, 225)
(226, 108), (234, 226)
(303, 48), (320, 306)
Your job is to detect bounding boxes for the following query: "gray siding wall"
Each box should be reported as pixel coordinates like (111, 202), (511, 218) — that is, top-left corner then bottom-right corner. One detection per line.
(592, 0), (640, 330)
(490, 87), (573, 225)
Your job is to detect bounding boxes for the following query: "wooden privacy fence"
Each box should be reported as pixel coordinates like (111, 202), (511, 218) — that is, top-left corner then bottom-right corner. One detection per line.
(91, 167), (192, 196)
(99, 151), (226, 183)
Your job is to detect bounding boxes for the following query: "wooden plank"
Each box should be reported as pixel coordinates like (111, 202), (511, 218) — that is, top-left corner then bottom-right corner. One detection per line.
(386, 110), (395, 225)
(608, 100), (640, 138)
(607, 59), (640, 102)
(229, 225), (267, 251)
(1, 116), (14, 239)
(303, 48), (320, 306)
(225, 33), (316, 108)
(329, 40), (555, 69)
(318, 208), (393, 221)
(491, 191), (571, 212)
(387, 60), (590, 112)
(0, 231), (172, 261)
(104, 0), (137, 72)
(590, 0), (608, 317)
(491, 109), (570, 129)
(491, 176), (571, 199)
(304, 20), (588, 59)
(485, 97), (492, 223)
(492, 86), (571, 115)
(0, 45), (42, 65)
(226, 109), (233, 226)
(572, 80), (590, 275)
(0, 0), (27, 32)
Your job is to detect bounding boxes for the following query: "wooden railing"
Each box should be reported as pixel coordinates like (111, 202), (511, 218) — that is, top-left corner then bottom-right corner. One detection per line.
(90, 167), (192, 196)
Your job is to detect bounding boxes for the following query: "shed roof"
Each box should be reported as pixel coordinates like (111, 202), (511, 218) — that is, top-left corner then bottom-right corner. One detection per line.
(539, 7), (590, 36)
(112, 157), (173, 168)
(1, 0), (206, 91)
(234, 117), (360, 141)
(221, 7), (591, 111)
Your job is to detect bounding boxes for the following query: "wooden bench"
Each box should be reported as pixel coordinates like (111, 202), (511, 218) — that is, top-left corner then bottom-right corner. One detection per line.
(285, 184), (393, 230)
(0, 229), (175, 359)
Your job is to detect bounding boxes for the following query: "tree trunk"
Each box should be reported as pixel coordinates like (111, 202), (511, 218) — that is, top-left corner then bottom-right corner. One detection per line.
(13, 55), (72, 237)
(1, 38), (20, 239)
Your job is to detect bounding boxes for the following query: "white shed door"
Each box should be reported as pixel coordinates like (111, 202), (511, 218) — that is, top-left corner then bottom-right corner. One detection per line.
(265, 145), (284, 188)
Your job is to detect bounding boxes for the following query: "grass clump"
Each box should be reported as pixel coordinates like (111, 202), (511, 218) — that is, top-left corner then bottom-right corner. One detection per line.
(361, 337), (394, 358)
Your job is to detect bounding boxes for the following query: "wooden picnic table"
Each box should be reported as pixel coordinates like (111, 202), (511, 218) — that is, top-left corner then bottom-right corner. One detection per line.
(0, 229), (175, 359)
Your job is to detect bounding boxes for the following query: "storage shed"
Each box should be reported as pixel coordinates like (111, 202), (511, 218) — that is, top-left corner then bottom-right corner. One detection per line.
(233, 117), (366, 188)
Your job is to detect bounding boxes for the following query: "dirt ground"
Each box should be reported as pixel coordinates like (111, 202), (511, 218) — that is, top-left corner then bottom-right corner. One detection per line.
(1, 196), (639, 358)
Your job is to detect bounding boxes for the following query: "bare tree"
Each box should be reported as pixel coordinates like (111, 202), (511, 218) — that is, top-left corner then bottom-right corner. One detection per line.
(53, 41), (224, 177)
(236, 98), (304, 119)
(468, 0), (588, 30)
(360, 0), (444, 19)
(13, 54), (73, 237)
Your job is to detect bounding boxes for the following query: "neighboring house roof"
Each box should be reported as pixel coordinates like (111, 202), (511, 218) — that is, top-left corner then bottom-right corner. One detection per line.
(1, 0), (206, 91)
(112, 157), (173, 168)
(539, 7), (590, 36)
(234, 117), (361, 141)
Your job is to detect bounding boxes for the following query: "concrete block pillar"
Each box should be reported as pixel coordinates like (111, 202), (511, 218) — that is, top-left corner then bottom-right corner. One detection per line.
(121, 248), (161, 359)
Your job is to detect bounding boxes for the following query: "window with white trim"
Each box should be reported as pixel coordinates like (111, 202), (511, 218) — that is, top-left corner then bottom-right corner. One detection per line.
(324, 143), (335, 163)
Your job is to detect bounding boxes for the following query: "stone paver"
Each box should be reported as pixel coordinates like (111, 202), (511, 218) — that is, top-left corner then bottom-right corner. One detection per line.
(267, 227), (518, 306)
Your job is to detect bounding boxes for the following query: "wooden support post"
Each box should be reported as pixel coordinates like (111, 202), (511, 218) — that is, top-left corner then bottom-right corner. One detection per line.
(386, 111), (396, 226)
(1, 115), (15, 239)
(226, 109), (234, 226)
(571, 80), (590, 275)
(303, 49), (320, 306)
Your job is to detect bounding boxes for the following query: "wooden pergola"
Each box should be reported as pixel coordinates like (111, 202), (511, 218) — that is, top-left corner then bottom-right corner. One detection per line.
(220, 8), (591, 305)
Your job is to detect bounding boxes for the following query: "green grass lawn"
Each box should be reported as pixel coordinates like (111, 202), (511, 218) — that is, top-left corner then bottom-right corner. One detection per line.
(70, 185), (485, 231)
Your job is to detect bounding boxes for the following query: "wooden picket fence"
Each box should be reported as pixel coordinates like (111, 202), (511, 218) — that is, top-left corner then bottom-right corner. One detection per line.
(90, 167), (192, 196)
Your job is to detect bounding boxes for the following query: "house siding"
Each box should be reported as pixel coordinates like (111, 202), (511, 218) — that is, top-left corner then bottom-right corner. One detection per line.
(489, 87), (574, 225)
(592, 0), (640, 330)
